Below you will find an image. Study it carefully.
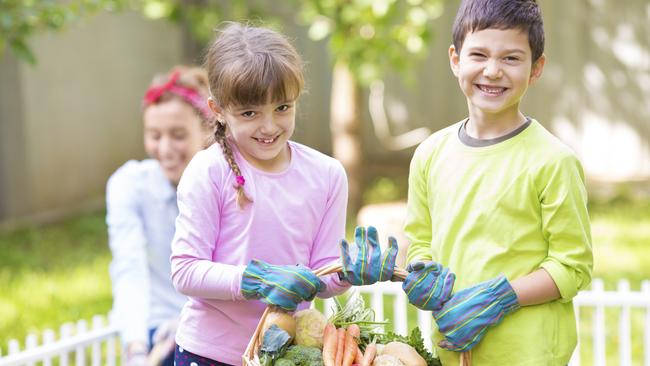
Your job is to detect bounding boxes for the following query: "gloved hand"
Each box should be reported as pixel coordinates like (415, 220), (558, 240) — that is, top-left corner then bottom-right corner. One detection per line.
(149, 318), (178, 366)
(433, 275), (520, 352)
(402, 261), (456, 311)
(241, 259), (325, 311)
(339, 226), (399, 286)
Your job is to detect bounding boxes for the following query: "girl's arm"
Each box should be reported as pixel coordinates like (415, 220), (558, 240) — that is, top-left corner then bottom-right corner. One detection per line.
(170, 151), (245, 301)
(510, 268), (560, 306)
(309, 160), (351, 298)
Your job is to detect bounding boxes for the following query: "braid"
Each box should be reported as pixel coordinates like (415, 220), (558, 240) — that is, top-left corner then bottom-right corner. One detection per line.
(214, 121), (252, 208)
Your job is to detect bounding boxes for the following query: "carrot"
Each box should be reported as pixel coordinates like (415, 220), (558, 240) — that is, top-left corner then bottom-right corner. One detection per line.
(335, 327), (346, 366)
(360, 342), (376, 366)
(347, 324), (361, 338)
(342, 326), (359, 366)
(354, 347), (363, 364)
(322, 323), (338, 366)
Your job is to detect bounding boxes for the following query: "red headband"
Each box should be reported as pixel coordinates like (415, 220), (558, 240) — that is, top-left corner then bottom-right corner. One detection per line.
(142, 71), (213, 121)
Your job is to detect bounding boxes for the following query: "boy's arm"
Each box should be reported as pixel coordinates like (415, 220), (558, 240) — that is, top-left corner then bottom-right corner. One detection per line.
(404, 146), (433, 264)
(510, 268), (560, 306)
(536, 154), (593, 302)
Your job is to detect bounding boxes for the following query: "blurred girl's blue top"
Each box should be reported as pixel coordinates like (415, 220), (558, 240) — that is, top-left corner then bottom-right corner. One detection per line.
(106, 159), (186, 345)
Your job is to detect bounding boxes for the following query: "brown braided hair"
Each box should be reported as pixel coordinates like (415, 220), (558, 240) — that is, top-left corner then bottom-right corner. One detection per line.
(213, 121), (252, 207)
(205, 22), (305, 208)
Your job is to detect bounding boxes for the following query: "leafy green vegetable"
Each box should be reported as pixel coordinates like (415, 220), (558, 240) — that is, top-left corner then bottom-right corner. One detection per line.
(379, 328), (441, 366)
(259, 324), (292, 366)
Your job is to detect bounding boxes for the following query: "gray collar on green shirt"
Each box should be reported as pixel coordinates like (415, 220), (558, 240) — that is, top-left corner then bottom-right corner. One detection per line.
(458, 117), (532, 147)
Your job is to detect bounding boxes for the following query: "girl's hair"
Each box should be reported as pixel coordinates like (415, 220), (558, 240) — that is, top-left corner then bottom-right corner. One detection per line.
(452, 0), (545, 63)
(205, 22), (305, 208)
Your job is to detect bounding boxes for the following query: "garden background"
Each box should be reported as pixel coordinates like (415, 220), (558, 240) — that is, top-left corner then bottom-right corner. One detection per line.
(1, 0), (649, 364)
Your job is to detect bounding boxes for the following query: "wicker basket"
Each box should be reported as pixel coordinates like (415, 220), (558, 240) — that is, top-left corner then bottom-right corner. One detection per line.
(241, 262), (471, 366)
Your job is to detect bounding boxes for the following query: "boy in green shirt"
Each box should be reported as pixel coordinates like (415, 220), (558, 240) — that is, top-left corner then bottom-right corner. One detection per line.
(402, 0), (593, 365)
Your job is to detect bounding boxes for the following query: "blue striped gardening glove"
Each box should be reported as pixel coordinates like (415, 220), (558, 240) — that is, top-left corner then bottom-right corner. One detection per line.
(241, 259), (325, 311)
(433, 275), (520, 352)
(402, 261), (456, 311)
(339, 226), (399, 286)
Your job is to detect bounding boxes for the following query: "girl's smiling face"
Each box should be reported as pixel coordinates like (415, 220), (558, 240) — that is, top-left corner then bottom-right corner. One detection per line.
(449, 27), (545, 122)
(211, 98), (296, 173)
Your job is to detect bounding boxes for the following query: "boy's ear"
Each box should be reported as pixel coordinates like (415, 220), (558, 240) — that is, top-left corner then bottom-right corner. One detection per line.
(208, 97), (225, 122)
(529, 54), (546, 86)
(449, 45), (460, 77)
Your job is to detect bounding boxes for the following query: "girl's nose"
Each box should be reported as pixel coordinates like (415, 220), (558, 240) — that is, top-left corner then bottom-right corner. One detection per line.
(259, 115), (276, 133)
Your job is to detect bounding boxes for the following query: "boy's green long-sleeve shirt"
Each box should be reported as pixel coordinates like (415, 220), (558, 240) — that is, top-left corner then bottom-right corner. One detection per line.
(405, 119), (593, 366)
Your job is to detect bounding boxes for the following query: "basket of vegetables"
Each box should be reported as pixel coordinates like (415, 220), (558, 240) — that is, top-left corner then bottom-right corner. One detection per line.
(242, 262), (470, 366)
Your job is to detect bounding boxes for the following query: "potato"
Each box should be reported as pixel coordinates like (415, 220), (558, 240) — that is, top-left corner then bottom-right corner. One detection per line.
(381, 342), (426, 366)
(259, 311), (296, 344)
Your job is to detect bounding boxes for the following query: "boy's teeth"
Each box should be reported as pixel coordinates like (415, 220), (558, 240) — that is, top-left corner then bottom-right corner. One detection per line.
(480, 85), (505, 93)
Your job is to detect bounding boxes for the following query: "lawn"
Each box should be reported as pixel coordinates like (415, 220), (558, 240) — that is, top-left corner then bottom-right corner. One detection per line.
(1, 194), (649, 362)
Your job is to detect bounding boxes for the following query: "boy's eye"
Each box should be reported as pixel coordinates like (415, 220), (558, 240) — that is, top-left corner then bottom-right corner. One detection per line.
(504, 56), (520, 61)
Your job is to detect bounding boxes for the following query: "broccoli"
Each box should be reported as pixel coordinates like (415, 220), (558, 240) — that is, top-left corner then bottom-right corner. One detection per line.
(274, 359), (296, 366)
(282, 345), (323, 366)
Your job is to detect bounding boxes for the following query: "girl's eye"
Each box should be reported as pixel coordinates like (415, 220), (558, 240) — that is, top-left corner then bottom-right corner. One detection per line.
(241, 111), (256, 118)
(276, 104), (291, 112)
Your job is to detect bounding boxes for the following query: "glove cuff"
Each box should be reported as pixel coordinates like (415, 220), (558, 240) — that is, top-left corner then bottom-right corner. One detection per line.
(490, 275), (520, 314)
(241, 259), (267, 299)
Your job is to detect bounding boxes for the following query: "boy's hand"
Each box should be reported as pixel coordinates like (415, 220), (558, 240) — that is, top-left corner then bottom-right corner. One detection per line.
(402, 261), (455, 311)
(339, 226), (399, 285)
(433, 275), (520, 351)
(241, 259), (325, 311)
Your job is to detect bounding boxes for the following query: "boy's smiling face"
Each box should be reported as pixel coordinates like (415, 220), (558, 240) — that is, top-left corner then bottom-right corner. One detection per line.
(450, 28), (545, 123)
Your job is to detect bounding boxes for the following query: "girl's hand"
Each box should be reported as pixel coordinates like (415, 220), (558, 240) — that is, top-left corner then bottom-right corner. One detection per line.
(241, 259), (324, 311)
(402, 261), (455, 311)
(339, 226), (399, 286)
(434, 275), (520, 351)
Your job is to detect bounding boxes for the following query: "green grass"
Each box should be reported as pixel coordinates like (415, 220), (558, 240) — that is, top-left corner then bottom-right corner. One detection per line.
(1, 195), (649, 363)
(0, 212), (112, 351)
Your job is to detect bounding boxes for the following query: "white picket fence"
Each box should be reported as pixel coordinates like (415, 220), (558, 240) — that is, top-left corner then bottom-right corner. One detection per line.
(1, 278), (649, 366)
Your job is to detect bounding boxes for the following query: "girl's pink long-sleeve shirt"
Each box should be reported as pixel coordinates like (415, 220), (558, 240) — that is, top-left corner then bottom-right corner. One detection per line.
(171, 141), (350, 365)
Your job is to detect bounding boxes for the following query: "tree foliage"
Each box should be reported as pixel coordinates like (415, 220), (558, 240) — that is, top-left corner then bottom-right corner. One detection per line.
(297, 0), (443, 85)
(0, 0), (129, 64)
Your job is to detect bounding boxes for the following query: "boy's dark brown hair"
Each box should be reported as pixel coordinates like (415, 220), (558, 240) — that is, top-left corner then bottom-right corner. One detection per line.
(452, 0), (545, 63)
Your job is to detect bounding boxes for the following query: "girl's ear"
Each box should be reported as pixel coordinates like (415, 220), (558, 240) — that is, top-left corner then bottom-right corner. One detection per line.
(208, 97), (225, 122)
(449, 45), (460, 77)
(529, 54), (546, 86)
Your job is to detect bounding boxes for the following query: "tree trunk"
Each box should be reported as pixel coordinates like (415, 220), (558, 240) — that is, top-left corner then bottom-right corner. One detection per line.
(330, 61), (364, 216)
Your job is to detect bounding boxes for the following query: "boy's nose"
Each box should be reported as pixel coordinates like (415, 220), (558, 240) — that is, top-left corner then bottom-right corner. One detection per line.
(483, 61), (503, 79)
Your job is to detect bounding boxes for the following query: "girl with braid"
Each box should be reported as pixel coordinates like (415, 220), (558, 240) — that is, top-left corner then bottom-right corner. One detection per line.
(169, 23), (354, 366)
